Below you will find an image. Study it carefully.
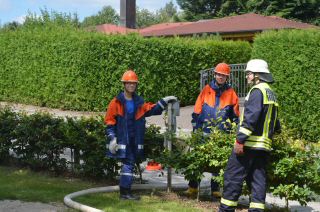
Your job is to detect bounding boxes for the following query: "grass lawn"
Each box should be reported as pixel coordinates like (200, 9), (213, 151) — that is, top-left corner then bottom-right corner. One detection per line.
(0, 166), (100, 203)
(75, 192), (205, 212)
(0, 166), (208, 211)
(0, 165), (291, 211)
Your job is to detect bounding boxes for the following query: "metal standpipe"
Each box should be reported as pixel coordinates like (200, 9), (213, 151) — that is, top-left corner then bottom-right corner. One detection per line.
(166, 100), (180, 192)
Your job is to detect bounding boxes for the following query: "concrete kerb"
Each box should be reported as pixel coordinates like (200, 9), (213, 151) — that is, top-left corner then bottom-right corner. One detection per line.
(64, 184), (189, 212)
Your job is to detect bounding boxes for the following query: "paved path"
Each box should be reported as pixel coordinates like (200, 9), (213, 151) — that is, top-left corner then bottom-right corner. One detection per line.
(146, 98), (245, 133)
(1, 99), (244, 134)
(0, 200), (65, 212)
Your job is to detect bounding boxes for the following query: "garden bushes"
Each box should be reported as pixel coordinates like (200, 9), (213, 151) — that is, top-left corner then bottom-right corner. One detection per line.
(0, 26), (251, 111)
(0, 107), (163, 179)
(251, 29), (320, 142)
(158, 126), (320, 207)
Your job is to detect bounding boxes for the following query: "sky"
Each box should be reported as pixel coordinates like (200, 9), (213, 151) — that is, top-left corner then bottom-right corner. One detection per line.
(0, 0), (179, 25)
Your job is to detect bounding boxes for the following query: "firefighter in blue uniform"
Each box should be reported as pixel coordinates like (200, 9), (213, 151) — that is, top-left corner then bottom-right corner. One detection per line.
(219, 59), (281, 211)
(105, 70), (176, 200)
(185, 63), (240, 199)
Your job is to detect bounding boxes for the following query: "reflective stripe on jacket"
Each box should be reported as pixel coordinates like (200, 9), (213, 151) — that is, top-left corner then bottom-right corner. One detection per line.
(237, 82), (280, 151)
(104, 92), (166, 159)
(192, 80), (240, 133)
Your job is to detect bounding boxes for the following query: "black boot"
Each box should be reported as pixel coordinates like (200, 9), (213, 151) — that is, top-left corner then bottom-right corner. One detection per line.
(120, 186), (140, 200)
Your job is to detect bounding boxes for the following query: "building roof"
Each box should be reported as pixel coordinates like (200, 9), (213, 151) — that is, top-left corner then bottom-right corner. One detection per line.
(141, 13), (318, 37)
(94, 13), (318, 37)
(95, 23), (137, 35)
(138, 22), (193, 34)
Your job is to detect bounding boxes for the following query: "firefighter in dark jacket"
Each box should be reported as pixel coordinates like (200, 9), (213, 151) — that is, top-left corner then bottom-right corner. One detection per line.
(185, 63), (240, 199)
(219, 59), (281, 212)
(105, 70), (176, 200)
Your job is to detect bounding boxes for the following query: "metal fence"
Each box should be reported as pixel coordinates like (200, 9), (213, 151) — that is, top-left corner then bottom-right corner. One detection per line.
(200, 63), (248, 97)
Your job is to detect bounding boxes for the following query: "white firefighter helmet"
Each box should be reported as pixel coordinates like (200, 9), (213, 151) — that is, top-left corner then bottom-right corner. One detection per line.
(245, 59), (273, 83)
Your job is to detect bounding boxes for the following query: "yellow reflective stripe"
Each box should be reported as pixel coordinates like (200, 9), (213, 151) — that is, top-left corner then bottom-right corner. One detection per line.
(273, 108), (278, 131)
(221, 198), (238, 207)
(239, 107), (245, 125)
(250, 202), (265, 209)
(245, 141), (271, 150)
(239, 127), (252, 136)
(247, 135), (272, 143)
(263, 106), (272, 138)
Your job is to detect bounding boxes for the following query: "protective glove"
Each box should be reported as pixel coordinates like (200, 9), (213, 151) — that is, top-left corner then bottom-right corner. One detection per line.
(108, 138), (118, 154)
(234, 140), (244, 156)
(162, 96), (177, 104)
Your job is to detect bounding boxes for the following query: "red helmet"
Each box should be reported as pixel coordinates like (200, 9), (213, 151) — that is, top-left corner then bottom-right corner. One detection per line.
(121, 70), (139, 83)
(214, 63), (230, 76)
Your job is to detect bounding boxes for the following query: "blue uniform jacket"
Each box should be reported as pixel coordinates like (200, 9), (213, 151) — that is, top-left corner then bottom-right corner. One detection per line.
(104, 92), (167, 159)
(192, 80), (240, 133)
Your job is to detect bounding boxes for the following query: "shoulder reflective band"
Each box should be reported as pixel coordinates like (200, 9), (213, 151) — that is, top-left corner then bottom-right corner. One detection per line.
(158, 101), (165, 109)
(138, 145), (144, 149)
(221, 198), (238, 207)
(249, 202), (265, 209)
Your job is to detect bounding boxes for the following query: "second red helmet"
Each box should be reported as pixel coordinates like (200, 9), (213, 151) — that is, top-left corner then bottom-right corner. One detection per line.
(214, 63), (230, 76)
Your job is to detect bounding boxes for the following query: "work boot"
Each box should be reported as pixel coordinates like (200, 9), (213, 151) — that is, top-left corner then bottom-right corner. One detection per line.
(183, 187), (198, 198)
(120, 186), (140, 200)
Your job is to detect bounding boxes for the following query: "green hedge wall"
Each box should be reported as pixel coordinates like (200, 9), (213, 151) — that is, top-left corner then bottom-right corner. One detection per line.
(251, 29), (320, 142)
(0, 26), (251, 111)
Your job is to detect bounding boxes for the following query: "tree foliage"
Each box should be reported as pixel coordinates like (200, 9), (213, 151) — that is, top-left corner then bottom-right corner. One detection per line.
(136, 7), (159, 28)
(0, 21), (21, 31)
(177, 0), (320, 25)
(0, 8), (80, 31)
(23, 8), (80, 28)
(137, 2), (181, 28)
(81, 6), (119, 27)
(176, 0), (223, 20)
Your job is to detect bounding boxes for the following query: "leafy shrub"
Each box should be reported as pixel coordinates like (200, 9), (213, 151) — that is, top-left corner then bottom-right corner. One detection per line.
(0, 26), (251, 111)
(0, 107), (18, 161)
(251, 29), (320, 142)
(0, 106), (165, 179)
(269, 126), (320, 206)
(13, 113), (67, 172)
(160, 124), (320, 207)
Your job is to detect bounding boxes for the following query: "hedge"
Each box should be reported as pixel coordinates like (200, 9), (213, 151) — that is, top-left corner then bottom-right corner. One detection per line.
(0, 106), (163, 179)
(0, 26), (251, 111)
(251, 29), (320, 142)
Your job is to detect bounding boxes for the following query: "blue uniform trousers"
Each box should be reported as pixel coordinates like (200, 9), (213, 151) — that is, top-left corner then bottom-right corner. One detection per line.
(119, 138), (136, 189)
(219, 149), (269, 212)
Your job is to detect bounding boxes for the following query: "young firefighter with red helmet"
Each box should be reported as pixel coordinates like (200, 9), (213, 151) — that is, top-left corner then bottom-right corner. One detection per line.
(219, 59), (281, 212)
(185, 62), (240, 199)
(105, 70), (176, 200)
